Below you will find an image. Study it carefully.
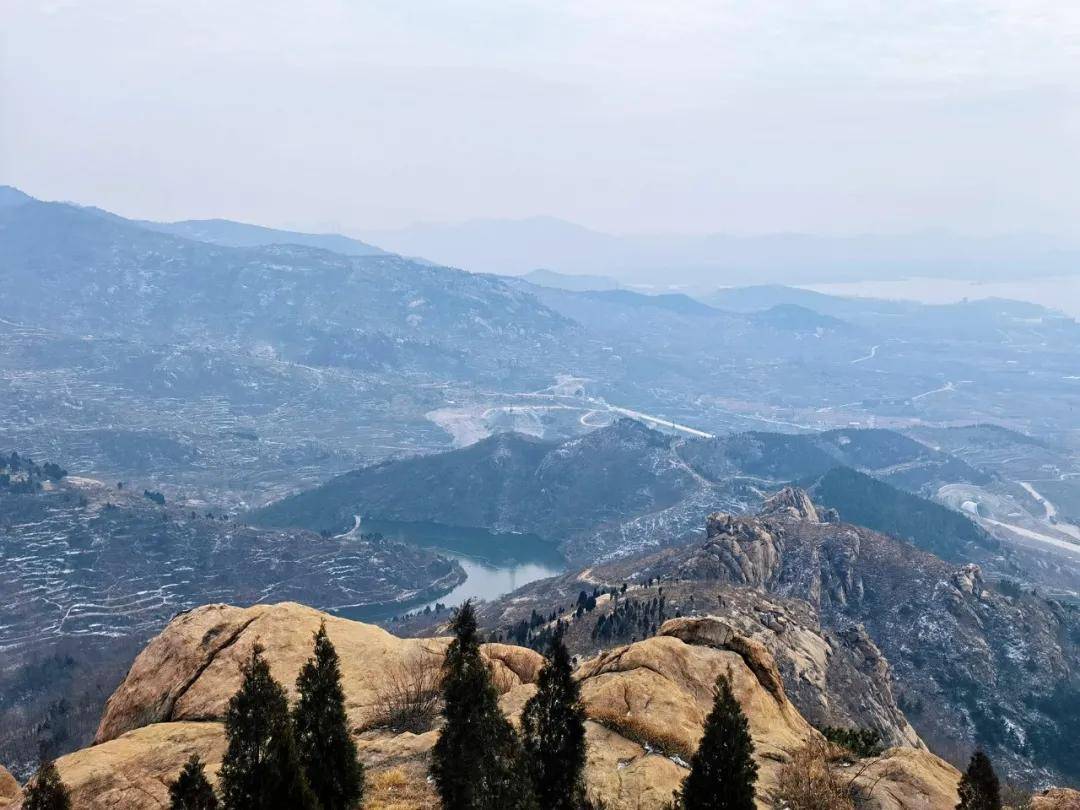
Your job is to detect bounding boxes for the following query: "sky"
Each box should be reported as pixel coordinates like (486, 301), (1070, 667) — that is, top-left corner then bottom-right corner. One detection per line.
(3, 1), (1080, 237)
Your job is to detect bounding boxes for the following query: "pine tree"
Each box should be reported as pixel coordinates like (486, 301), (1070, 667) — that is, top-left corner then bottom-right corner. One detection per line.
(169, 755), (219, 810)
(431, 600), (538, 810)
(293, 622), (365, 810)
(23, 758), (71, 810)
(219, 643), (318, 810)
(679, 673), (757, 810)
(956, 751), (1001, 810)
(521, 630), (587, 810)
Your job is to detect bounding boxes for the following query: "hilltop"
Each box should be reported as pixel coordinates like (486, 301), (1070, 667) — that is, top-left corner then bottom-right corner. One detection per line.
(253, 420), (1002, 567)
(1, 601), (962, 809)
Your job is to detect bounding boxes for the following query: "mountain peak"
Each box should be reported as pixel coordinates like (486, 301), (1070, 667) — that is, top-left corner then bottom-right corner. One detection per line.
(759, 486), (820, 522)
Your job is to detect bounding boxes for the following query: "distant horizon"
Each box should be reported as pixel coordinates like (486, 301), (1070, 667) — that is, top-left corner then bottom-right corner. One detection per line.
(7, 182), (1080, 317)
(7, 2), (1080, 240)
(8, 182), (1080, 246)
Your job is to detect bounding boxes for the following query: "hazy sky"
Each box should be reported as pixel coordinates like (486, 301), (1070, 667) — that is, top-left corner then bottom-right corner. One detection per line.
(3, 1), (1080, 236)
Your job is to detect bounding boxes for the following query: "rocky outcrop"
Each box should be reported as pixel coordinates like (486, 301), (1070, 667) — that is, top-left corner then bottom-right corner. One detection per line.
(449, 558), (924, 750)
(98, 602), (543, 743)
(848, 747), (963, 810)
(694, 513), (784, 587)
(659, 616), (790, 704)
(21, 724), (224, 810)
(1031, 788), (1080, 810)
(21, 602), (959, 810)
(760, 486), (820, 523)
(0, 766), (18, 808)
(575, 628), (816, 805)
(619, 491), (1080, 786)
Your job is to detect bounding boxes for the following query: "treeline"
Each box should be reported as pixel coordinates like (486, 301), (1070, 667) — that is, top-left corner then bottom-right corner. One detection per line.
(591, 593), (672, 644)
(0, 451), (66, 493)
(496, 582), (668, 652)
(18, 600), (1010, 810)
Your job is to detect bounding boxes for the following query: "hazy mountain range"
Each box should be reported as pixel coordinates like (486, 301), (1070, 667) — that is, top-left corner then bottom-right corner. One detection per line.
(361, 215), (1080, 286)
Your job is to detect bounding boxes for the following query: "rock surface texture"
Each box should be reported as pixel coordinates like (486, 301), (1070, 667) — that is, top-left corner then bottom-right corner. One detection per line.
(1031, 788), (1080, 810)
(0, 766), (18, 808)
(7, 602), (962, 809)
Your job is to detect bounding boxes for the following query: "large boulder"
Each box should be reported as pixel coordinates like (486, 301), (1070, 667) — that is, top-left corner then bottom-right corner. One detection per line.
(97, 602), (543, 743)
(577, 625), (815, 804)
(10, 723), (225, 810)
(849, 746), (960, 810)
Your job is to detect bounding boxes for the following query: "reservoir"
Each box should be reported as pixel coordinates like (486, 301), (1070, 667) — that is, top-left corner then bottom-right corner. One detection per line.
(333, 519), (565, 620)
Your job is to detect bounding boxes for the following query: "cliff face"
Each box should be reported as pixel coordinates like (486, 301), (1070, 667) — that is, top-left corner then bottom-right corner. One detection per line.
(5, 602), (958, 810)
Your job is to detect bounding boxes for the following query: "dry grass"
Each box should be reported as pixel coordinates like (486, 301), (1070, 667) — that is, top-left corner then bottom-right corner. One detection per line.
(363, 767), (435, 810)
(776, 739), (857, 810)
(587, 707), (694, 761)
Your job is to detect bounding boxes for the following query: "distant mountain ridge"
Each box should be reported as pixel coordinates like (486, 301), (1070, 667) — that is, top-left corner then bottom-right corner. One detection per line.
(135, 217), (387, 256)
(521, 268), (621, 292)
(0, 192), (577, 380)
(361, 214), (1080, 284)
(0, 186), (388, 255)
(251, 419), (704, 559)
(253, 419), (997, 565)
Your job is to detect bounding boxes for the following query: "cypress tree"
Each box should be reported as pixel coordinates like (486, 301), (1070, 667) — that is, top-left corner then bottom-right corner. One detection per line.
(679, 673), (757, 810)
(23, 758), (71, 810)
(293, 622), (365, 810)
(956, 751), (1001, 810)
(431, 600), (538, 810)
(219, 643), (317, 810)
(521, 630), (587, 810)
(169, 755), (219, 810)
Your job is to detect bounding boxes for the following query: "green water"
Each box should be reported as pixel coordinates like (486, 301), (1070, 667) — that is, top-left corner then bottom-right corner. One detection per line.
(333, 519), (564, 621)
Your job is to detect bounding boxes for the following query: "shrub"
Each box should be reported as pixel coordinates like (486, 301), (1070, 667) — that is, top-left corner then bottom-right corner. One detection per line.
(366, 652), (442, 733)
(776, 739), (856, 810)
(819, 726), (884, 758)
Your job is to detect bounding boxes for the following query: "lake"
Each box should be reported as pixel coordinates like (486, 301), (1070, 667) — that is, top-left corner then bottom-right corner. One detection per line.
(333, 519), (565, 621)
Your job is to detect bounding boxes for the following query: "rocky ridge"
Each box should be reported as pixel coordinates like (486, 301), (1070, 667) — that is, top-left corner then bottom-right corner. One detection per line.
(647, 489), (1080, 785)
(400, 487), (1079, 787)
(4, 602), (957, 809)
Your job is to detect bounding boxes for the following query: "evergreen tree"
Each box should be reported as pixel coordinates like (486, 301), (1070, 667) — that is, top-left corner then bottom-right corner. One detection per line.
(521, 631), (588, 810)
(23, 758), (71, 810)
(956, 751), (1001, 810)
(219, 643), (317, 810)
(293, 622), (365, 810)
(431, 600), (538, 810)
(168, 755), (219, 810)
(679, 673), (757, 810)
